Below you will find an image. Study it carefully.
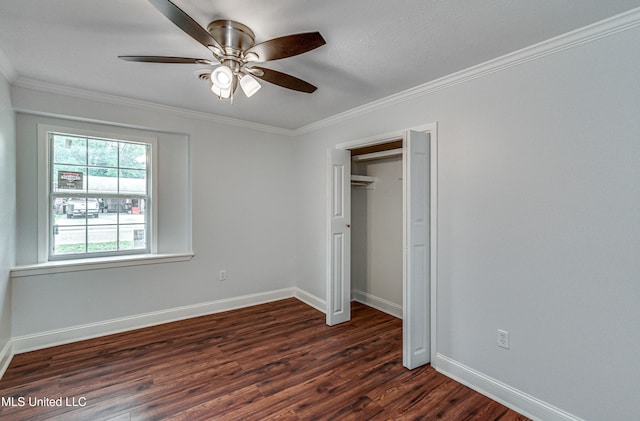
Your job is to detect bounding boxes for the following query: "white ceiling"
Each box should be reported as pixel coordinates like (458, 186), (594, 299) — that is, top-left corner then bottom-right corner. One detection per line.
(1, 0), (640, 130)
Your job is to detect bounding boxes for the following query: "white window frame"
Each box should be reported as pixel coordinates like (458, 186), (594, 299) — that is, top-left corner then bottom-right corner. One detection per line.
(38, 124), (158, 263)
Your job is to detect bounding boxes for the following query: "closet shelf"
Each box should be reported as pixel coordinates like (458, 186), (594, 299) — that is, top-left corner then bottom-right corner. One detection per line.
(351, 174), (376, 186)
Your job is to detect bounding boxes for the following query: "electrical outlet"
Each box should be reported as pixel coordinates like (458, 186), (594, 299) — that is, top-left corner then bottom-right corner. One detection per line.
(219, 270), (226, 281)
(497, 329), (510, 349)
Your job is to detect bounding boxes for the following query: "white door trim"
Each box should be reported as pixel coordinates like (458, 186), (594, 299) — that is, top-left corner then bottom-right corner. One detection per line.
(329, 122), (438, 367)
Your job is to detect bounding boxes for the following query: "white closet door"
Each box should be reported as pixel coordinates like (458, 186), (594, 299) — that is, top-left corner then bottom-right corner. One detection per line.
(403, 130), (430, 369)
(326, 148), (351, 325)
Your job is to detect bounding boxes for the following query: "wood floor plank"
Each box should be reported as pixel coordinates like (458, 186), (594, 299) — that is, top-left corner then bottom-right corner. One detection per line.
(0, 298), (529, 420)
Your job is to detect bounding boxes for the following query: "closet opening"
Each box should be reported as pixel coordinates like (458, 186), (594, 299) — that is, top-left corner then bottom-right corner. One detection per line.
(350, 139), (404, 319)
(327, 126), (435, 369)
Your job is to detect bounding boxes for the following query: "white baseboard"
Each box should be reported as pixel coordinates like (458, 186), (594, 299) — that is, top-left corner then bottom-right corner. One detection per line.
(352, 289), (402, 319)
(0, 339), (12, 379)
(435, 353), (582, 421)
(293, 287), (326, 313)
(11, 288), (297, 355)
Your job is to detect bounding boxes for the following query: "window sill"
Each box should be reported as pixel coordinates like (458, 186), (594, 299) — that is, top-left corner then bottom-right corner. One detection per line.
(10, 253), (194, 278)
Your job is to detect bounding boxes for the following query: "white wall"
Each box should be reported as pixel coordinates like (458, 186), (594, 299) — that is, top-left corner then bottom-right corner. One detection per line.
(0, 72), (16, 361)
(294, 23), (640, 420)
(10, 85), (298, 338)
(351, 156), (403, 312)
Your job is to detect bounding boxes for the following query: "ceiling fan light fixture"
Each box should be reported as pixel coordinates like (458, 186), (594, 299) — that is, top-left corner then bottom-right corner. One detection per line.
(211, 81), (232, 99)
(240, 74), (261, 98)
(211, 65), (233, 89)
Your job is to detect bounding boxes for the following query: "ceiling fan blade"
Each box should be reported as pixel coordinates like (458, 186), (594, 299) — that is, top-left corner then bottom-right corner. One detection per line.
(250, 66), (317, 93)
(244, 32), (326, 62)
(119, 56), (214, 64)
(148, 0), (224, 52)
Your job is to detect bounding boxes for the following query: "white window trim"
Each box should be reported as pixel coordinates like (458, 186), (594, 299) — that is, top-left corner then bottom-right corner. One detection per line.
(10, 253), (194, 278)
(37, 123), (159, 263)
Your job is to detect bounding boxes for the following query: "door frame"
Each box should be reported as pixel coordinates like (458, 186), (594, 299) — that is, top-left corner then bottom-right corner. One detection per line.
(328, 122), (438, 367)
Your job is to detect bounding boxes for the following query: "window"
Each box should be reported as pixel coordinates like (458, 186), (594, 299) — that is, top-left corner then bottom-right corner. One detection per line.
(48, 131), (152, 260)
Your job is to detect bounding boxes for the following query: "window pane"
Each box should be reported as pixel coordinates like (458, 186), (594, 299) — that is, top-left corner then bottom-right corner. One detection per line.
(119, 169), (147, 194)
(119, 224), (146, 251)
(88, 138), (118, 168)
(109, 198), (128, 214)
(52, 197), (65, 220)
(88, 200), (111, 225)
(52, 135), (86, 165)
(88, 167), (118, 194)
(51, 198), (85, 256)
(102, 198), (118, 214)
(52, 223), (86, 256)
(53, 165), (86, 193)
(87, 198), (112, 225)
(63, 197), (100, 220)
(119, 142), (148, 170)
(56, 200), (86, 225)
(53, 197), (83, 224)
(49, 132), (151, 260)
(114, 198), (146, 223)
(88, 225), (118, 253)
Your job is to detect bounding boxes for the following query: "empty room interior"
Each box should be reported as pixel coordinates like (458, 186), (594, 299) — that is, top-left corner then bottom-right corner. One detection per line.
(1, 1), (640, 419)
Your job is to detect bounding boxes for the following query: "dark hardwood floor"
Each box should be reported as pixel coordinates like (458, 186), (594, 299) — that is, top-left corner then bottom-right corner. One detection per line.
(0, 298), (529, 420)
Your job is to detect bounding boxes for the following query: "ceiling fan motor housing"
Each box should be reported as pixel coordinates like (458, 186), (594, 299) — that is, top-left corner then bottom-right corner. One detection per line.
(207, 20), (255, 57)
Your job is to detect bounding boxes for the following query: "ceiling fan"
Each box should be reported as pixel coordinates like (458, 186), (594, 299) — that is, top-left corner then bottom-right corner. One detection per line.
(119, 0), (326, 100)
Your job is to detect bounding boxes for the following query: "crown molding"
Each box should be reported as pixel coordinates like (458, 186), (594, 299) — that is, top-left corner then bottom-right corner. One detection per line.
(293, 6), (640, 136)
(11, 77), (295, 136)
